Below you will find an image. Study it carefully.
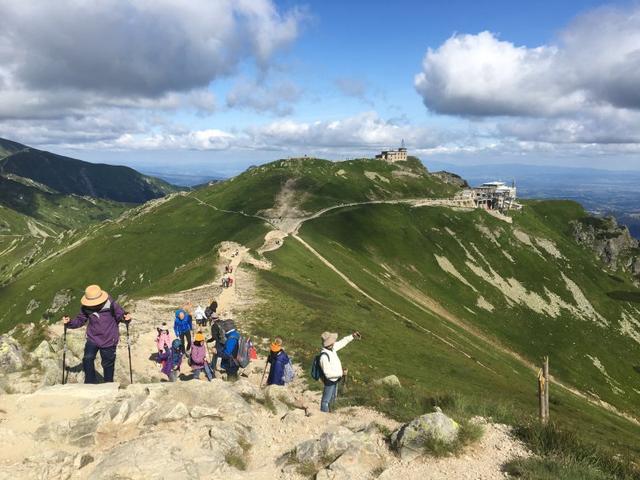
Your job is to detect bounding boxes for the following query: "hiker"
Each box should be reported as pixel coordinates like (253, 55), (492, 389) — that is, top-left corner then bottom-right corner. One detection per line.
(194, 305), (207, 327)
(204, 299), (218, 321)
(206, 315), (226, 370)
(266, 336), (293, 386)
(156, 323), (171, 353)
(318, 331), (362, 412)
(173, 308), (193, 353)
(158, 339), (184, 382)
(62, 284), (131, 384)
(189, 331), (207, 380)
(228, 277), (234, 287)
(215, 320), (240, 380)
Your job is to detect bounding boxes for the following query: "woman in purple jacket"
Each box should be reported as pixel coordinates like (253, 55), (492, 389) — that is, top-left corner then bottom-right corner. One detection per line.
(63, 284), (131, 383)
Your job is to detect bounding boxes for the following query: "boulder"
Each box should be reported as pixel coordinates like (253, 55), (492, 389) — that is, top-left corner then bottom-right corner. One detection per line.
(163, 402), (189, 422)
(264, 384), (296, 416)
(374, 375), (401, 388)
(390, 408), (459, 461)
(296, 425), (387, 479)
(190, 405), (222, 419)
(74, 453), (94, 469)
(87, 435), (225, 480)
(0, 335), (26, 373)
(232, 377), (265, 401)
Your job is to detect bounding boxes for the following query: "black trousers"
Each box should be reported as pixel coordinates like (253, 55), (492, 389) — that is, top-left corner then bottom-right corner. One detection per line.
(179, 330), (192, 351)
(83, 340), (116, 383)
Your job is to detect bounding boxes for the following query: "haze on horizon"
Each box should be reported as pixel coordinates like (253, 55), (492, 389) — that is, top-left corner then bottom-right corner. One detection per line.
(1, 0), (640, 174)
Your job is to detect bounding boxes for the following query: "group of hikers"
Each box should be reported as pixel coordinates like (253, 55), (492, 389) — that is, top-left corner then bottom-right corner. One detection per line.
(62, 284), (362, 413)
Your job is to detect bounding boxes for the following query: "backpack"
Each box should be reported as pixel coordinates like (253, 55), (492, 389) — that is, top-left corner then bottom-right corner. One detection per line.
(310, 352), (328, 381)
(283, 360), (295, 384)
(211, 321), (226, 345)
(190, 345), (206, 366)
(235, 335), (253, 369)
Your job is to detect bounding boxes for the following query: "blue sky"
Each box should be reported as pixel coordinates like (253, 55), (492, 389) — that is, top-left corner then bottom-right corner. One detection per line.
(1, 0), (639, 175)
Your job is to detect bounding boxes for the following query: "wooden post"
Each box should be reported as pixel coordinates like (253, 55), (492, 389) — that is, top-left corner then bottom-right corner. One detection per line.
(537, 368), (545, 423)
(543, 356), (550, 422)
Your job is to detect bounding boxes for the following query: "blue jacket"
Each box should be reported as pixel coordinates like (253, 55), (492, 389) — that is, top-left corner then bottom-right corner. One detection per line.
(220, 329), (240, 374)
(267, 350), (290, 386)
(173, 309), (192, 337)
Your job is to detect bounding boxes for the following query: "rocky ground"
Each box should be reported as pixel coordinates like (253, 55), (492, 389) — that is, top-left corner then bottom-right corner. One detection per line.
(0, 238), (531, 479)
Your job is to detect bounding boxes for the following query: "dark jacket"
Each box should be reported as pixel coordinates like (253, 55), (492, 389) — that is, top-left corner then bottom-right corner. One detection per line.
(267, 350), (290, 386)
(67, 297), (125, 348)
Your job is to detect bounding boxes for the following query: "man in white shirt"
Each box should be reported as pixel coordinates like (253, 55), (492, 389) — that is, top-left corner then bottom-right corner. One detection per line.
(319, 330), (361, 412)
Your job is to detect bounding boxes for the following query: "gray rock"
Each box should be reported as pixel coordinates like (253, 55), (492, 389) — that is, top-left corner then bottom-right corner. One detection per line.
(390, 409), (460, 461)
(0, 335), (26, 373)
(264, 384), (296, 416)
(190, 405), (222, 419)
(74, 453), (94, 469)
(163, 402), (189, 421)
(296, 425), (387, 479)
(374, 375), (401, 388)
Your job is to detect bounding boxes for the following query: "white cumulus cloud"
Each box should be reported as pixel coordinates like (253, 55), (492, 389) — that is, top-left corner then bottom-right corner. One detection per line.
(414, 5), (640, 148)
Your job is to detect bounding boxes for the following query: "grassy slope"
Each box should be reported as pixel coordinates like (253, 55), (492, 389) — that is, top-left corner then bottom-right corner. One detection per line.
(0, 193), (267, 326)
(192, 157), (458, 215)
(246, 232), (640, 456)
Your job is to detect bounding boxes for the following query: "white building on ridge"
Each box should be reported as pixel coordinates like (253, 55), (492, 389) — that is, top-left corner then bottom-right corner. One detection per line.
(462, 181), (522, 212)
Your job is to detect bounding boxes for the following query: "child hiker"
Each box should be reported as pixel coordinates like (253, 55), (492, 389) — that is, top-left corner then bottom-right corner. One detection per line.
(189, 331), (207, 380)
(158, 338), (184, 382)
(156, 323), (171, 353)
(266, 336), (293, 386)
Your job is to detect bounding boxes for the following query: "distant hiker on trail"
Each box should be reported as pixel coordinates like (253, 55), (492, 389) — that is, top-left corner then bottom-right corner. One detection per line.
(189, 331), (207, 380)
(317, 331), (361, 412)
(214, 320), (240, 380)
(265, 337), (294, 386)
(221, 273), (230, 288)
(194, 305), (207, 327)
(62, 284), (131, 384)
(158, 339), (183, 382)
(156, 323), (171, 353)
(173, 309), (193, 353)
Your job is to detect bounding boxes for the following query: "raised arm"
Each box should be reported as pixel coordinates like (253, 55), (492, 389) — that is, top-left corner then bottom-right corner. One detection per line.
(333, 334), (354, 352)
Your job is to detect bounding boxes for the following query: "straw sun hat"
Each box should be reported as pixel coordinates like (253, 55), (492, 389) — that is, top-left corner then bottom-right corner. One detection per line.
(81, 284), (109, 307)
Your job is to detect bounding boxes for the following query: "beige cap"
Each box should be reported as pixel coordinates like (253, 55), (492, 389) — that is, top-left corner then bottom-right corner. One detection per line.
(321, 331), (338, 348)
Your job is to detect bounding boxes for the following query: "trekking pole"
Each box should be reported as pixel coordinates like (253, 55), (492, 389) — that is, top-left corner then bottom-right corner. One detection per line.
(61, 324), (68, 385)
(125, 320), (133, 384)
(259, 359), (269, 387)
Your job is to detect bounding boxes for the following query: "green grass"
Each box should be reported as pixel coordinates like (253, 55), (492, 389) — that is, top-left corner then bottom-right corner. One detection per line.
(512, 422), (640, 479)
(193, 156), (459, 216)
(504, 457), (620, 480)
(0, 194), (268, 330)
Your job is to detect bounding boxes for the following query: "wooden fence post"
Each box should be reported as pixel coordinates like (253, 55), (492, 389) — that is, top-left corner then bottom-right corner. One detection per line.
(537, 368), (545, 423)
(543, 356), (550, 422)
